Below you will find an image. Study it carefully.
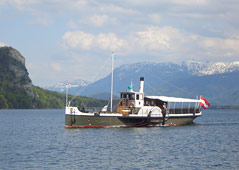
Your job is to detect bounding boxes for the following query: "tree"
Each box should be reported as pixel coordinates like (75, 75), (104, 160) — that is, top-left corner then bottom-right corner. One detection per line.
(0, 95), (8, 109)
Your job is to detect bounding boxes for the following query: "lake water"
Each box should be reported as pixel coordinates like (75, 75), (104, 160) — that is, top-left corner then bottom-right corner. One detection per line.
(0, 109), (239, 170)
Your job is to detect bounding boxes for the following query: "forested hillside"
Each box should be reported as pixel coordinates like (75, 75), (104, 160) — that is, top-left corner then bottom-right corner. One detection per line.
(32, 86), (107, 109)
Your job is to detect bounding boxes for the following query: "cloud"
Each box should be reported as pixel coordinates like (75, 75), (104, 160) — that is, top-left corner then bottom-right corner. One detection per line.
(89, 15), (108, 27)
(72, 14), (118, 29)
(98, 3), (139, 15)
(131, 26), (195, 61)
(97, 33), (126, 50)
(61, 25), (239, 63)
(148, 13), (161, 24)
(169, 0), (207, 5)
(61, 26), (183, 52)
(137, 26), (179, 50)
(199, 37), (239, 58)
(51, 63), (62, 72)
(3, 0), (88, 26)
(0, 42), (6, 47)
(62, 31), (127, 51)
(0, 0), (6, 4)
(4, 0), (239, 35)
(226, 29), (239, 40)
(61, 26), (189, 64)
(8, 0), (38, 11)
(62, 26), (187, 52)
(62, 31), (94, 50)
(2, 0), (239, 86)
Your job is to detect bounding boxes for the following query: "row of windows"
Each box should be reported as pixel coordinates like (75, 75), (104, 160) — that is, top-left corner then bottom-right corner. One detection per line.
(119, 99), (141, 107)
(145, 100), (156, 106)
(119, 99), (128, 106)
(121, 93), (143, 100)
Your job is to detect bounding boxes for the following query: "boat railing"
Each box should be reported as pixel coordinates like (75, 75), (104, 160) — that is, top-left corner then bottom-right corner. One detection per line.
(168, 108), (201, 114)
(78, 107), (104, 113)
(78, 107), (118, 114)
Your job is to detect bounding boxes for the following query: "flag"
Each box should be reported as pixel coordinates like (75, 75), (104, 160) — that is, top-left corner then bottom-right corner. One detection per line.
(199, 96), (210, 109)
(112, 52), (117, 59)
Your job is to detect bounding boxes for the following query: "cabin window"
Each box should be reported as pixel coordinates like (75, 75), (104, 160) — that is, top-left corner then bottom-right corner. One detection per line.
(145, 101), (149, 106)
(136, 94), (139, 100)
(122, 100), (125, 106)
(132, 94), (135, 100)
(126, 100), (128, 106)
(128, 94), (132, 100)
(123, 94), (127, 98)
(120, 101), (123, 106)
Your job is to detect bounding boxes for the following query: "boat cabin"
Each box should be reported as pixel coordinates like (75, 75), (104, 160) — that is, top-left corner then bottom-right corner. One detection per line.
(116, 77), (201, 115)
(144, 96), (201, 114)
(117, 77), (144, 115)
(119, 91), (144, 108)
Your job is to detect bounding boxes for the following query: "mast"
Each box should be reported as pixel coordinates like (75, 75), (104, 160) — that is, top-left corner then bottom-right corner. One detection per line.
(110, 52), (114, 112)
(66, 82), (69, 106)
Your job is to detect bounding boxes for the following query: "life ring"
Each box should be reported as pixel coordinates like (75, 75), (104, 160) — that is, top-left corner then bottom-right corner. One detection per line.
(129, 103), (134, 108)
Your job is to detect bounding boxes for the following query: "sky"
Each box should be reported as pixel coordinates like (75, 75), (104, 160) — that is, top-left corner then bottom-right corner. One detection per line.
(0, 0), (239, 86)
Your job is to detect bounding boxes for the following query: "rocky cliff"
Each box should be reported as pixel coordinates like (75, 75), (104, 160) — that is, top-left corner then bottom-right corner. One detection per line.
(0, 47), (35, 108)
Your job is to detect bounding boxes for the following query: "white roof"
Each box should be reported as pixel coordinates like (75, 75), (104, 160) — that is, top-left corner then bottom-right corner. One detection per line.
(145, 96), (200, 103)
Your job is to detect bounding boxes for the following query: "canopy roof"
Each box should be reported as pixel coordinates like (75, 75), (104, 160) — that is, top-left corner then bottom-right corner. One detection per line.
(145, 96), (200, 103)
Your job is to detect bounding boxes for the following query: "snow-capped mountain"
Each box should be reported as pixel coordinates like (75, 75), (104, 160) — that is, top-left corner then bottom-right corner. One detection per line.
(182, 60), (239, 75)
(118, 61), (239, 77)
(45, 79), (91, 93)
(199, 61), (239, 75)
(78, 61), (239, 106)
(181, 61), (208, 75)
(43, 61), (239, 106)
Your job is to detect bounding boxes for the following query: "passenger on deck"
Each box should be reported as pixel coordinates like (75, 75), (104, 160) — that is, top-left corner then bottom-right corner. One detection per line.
(162, 103), (167, 125)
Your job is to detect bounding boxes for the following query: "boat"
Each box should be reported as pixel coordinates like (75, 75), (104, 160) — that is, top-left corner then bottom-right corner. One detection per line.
(65, 54), (209, 128)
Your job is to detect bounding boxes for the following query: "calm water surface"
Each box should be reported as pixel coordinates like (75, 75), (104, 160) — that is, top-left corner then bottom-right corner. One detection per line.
(0, 109), (239, 170)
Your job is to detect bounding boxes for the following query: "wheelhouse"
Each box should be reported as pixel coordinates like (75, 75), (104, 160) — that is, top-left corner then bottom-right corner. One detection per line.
(117, 78), (145, 114)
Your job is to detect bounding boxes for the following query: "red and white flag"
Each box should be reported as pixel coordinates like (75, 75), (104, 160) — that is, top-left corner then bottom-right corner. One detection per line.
(199, 96), (210, 109)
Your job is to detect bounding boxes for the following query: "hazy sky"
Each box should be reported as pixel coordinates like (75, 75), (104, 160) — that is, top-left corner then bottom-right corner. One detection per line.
(1, 0), (239, 86)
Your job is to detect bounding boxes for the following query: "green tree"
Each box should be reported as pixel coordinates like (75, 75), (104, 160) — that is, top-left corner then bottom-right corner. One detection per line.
(0, 95), (8, 109)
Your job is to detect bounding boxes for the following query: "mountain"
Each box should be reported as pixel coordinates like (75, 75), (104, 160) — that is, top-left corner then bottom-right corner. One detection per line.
(73, 61), (239, 107)
(0, 47), (106, 109)
(199, 61), (239, 75)
(45, 79), (91, 94)
(76, 62), (191, 98)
